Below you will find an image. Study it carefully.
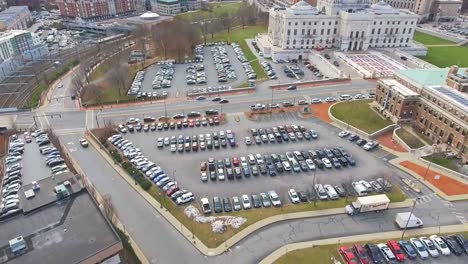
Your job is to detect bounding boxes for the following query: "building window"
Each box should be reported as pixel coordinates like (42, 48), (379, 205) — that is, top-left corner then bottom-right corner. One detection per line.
(408, 28), (412, 34)
(378, 29), (381, 34)
(314, 22), (317, 25)
(350, 31), (353, 38)
(313, 29), (316, 34)
(329, 21), (331, 25)
(302, 29), (305, 35)
(303, 22), (306, 26)
(333, 28), (337, 34)
(308, 22), (311, 25)
(321, 29), (324, 35)
(307, 29), (310, 35)
(294, 29), (297, 35)
(385, 28), (388, 34)
(327, 29), (330, 35)
(287, 29), (290, 35)
(370, 38), (373, 43)
(372, 29), (375, 34)
(295, 22), (298, 26)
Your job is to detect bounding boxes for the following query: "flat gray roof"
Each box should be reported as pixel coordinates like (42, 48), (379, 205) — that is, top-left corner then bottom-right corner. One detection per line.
(0, 193), (121, 263)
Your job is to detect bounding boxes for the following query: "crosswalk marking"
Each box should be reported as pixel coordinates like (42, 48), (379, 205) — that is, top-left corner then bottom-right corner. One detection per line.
(415, 193), (439, 205)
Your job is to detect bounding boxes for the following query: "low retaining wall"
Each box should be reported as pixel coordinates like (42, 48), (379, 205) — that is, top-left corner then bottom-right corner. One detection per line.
(418, 157), (468, 181)
(416, 28), (464, 43)
(328, 101), (396, 139)
(187, 87), (255, 97)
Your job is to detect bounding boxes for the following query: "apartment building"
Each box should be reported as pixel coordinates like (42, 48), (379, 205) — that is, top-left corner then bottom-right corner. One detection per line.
(374, 66), (468, 161)
(154, 0), (201, 15)
(0, 5), (32, 30)
(56, 0), (136, 19)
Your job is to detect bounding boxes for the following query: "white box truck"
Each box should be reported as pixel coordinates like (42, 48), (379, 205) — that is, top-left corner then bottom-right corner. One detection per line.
(345, 194), (390, 215)
(395, 212), (424, 229)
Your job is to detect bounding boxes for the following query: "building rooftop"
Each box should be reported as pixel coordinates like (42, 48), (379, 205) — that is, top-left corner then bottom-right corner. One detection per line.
(427, 85), (468, 112)
(381, 78), (419, 96)
(398, 67), (467, 87)
(0, 174), (121, 263)
(19, 172), (84, 214)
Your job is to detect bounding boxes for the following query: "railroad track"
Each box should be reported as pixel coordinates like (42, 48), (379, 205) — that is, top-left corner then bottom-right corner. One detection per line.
(0, 36), (132, 109)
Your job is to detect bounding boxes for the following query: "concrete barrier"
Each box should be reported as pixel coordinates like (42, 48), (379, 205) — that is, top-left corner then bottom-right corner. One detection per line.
(418, 157), (468, 181)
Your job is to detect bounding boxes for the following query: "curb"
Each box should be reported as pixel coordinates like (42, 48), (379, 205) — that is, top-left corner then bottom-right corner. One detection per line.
(85, 132), (414, 256)
(259, 224), (468, 264)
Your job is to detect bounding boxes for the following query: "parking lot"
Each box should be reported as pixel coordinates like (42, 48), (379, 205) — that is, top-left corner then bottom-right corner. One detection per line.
(138, 45), (248, 97)
(121, 111), (407, 206)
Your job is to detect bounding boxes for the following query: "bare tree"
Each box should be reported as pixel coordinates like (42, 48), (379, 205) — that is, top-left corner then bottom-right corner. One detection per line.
(152, 22), (172, 60)
(108, 64), (129, 97)
(238, 2), (256, 29)
(207, 18), (219, 39)
(219, 13), (233, 35)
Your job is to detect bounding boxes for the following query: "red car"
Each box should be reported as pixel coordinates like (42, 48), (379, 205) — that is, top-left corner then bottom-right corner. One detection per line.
(189, 121), (195, 127)
(166, 186), (179, 196)
(339, 246), (358, 264)
(352, 244), (370, 264)
(232, 156), (239, 166)
(200, 162), (207, 171)
(387, 240), (405, 262)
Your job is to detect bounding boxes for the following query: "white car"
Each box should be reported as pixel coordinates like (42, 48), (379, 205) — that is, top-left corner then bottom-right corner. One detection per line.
(322, 158), (332, 168)
(5, 156), (21, 164)
(200, 171), (208, 182)
(241, 194), (251, 209)
(288, 189), (300, 203)
(244, 136), (252, 145)
(410, 238), (429, 259)
(240, 156), (248, 167)
(420, 237), (440, 257)
(247, 154), (256, 165)
(305, 159), (316, 170)
(377, 243), (397, 263)
(255, 153), (264, 164)
(338, 131), (350, 137)
(170, 144), (177, 152)
(232, 196), (242, 211)
(268, 190), (281, 207)
(429, 235), (451, 256)
(217, 168), (225, 181)
(323, 184), (338, 200)
(282, 161), (291, 171)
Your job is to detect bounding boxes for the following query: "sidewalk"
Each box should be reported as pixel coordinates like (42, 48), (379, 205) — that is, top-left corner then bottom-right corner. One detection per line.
(85, 132), (413, 257)
(260, 224), (468, 264)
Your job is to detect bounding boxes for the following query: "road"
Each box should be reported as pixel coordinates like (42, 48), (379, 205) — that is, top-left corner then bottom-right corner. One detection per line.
(14, 59), (467, 264)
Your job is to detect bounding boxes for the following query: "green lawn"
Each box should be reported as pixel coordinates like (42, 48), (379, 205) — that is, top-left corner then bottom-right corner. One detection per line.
(395, 128), (426, 149)
(209, 25), (268, 79)
(413, 31), (455, 46)
(330, 100), (394, 134)
(176, 2), (242, 21)
(423, 155), (458, 171)
(275, 231), (468, 264)
(418, 46), (468, 67)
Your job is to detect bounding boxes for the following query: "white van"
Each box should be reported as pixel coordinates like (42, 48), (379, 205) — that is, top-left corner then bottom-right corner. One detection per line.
(352, 182), (369, 196)
(340, 94), (352, 101)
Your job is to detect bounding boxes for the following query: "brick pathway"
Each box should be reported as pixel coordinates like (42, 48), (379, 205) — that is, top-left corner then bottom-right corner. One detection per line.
(309, 103), (333, 123)
(399, 160), (468, 195)
(377, 130), (408, 152)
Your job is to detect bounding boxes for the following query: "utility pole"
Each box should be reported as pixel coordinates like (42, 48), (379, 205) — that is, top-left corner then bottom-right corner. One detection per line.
(400, 198), (420, 240)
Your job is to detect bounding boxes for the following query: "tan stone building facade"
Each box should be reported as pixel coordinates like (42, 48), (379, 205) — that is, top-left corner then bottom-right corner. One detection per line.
(374, 66), (468, 162)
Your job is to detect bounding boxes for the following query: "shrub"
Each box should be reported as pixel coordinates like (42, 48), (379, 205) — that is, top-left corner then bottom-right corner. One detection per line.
(137, 176), (152, 190)
(110, 150), (122, 163)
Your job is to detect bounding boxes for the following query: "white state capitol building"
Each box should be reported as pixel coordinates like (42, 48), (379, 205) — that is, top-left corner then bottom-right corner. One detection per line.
(256, 0), (420, 60)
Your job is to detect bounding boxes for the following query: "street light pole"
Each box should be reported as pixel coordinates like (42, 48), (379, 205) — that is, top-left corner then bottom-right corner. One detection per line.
(400, 198), (420, 240)
(423, 144), (436, 181)
(173, 169), (177, 184)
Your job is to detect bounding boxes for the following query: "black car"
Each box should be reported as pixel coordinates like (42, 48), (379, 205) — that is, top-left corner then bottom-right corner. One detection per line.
(205, 109), (219, 116)
(234, 167), (242, 179)
(314, 158), (324, 169)
(338, 157), (348, 166)
(334, 185), (346, 197)
(344, 155), (356, 166)
(297, 191), (308, 202)
(226, 168), (234, 180)
(299, 160), (308, 171)
(219, 99), (229, 104)
(355, 138), (367, 146)
(308, 150), (318, 159)
(455, 234), (468, 254)
(213, 197), (223, 213)
(259, 164), (267, 175)
(365, 243), (384, 264)
(348, 134), (360, 142)
(287, 85), (297, 90)
(316, 150), (326, 159)
(275, 162), (284, 173)
(251, 194), (261, 208)
(398, 240), (417, 259)
(442, 235), (463, 256)
(271, 154), (280, 163)
(223, 197), (232, 212)
(209, 170), (216, 181)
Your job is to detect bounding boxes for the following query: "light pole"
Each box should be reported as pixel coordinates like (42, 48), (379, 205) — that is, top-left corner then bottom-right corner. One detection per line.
(173, 169), (177, 185)
(313, 169), (317, 207)
(400, 198), (420, 240)
(423, 144), (437, 181)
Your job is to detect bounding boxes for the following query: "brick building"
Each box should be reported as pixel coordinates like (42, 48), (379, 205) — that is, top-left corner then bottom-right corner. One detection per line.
(56, 0), (135, 19)
(374, 66), (468, 161)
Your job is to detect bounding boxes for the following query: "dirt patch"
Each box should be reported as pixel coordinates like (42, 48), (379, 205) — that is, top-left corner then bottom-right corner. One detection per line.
(378, 130), (408, 152)
(399, 160), (468, 196)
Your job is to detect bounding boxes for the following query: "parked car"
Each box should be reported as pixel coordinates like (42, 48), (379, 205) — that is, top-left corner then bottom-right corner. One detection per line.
(365, 244), (384, 263)
(288, 189), (300, 203)
(455, 234), (468, 254)
(420, 236), (439, 257)
(268, 190), (281, 207)
(409, 238), (429, 259)
(442, 235), (463, 255)
(352, 244), (370, 264)
(377, 243), (396, 263)
(429, 235), (451, 256)
(386, 240), (405, 262)
(398, 240), (417, 259)
(339, 246), (358, 264)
